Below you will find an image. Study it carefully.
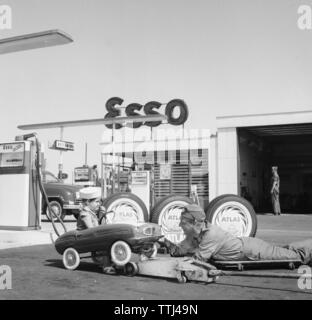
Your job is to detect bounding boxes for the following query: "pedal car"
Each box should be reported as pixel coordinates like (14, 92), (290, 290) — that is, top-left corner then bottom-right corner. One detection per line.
(55, 222), (162, 270)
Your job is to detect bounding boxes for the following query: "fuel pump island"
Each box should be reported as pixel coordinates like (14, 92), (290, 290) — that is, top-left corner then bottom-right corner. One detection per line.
(0, 138), (41, 230)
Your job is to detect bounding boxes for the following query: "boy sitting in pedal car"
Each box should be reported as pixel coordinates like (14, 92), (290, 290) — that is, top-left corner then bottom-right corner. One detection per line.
(76, 187), (107, 230)
(76, 187), (116, 273)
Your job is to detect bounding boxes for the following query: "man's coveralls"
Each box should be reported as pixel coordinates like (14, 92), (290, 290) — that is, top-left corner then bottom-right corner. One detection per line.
(166, 222), (312, 265)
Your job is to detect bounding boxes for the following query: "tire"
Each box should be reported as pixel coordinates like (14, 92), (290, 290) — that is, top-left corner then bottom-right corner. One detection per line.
(206, 194), (257, 237)
(150, 195), (194, 244)
(103, 192), (148, 225)
(45, 200), (66, 222)
(125, 262), (139, 276)
(63, 247), (80, 270)
(110, 240), (132, 267)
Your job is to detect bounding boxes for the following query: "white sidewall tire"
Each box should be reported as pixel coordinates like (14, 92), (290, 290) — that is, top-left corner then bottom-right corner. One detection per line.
(206, 195), (257, 237)
(103, 193), (148, 225)
(110, 241), (132, 266)
(106, 198), (144, 225)
(151, 195), (194, 244)
(63, 248), (80, 270)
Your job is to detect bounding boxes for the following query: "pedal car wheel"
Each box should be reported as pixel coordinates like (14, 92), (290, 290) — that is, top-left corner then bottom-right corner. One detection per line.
(125, 262), (139, 276)
(110, 241), (132, 266)
(63, 248), (80, 270)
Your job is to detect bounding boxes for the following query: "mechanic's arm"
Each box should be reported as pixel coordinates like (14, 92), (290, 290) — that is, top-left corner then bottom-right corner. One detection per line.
(162, 237), (194, 257)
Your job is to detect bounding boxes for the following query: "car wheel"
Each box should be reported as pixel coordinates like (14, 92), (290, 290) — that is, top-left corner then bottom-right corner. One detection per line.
(150, 195), (194, 244)
(45, 200), (65, 222)
(110, 240), (132, 266)
(62, 247), (80, 270)
(125, 262), (139, 276)
(103, 192), (148, 225)
(206, 194), (257, 237)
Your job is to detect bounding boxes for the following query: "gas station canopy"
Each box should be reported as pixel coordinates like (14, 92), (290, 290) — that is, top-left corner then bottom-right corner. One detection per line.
(0, 29), (73, 55)
(18, 115), (167, 130)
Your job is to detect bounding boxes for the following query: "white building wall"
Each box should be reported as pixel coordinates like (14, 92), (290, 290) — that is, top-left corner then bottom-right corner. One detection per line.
(216, 127), (239, 195)
(209, 133), (217, 201)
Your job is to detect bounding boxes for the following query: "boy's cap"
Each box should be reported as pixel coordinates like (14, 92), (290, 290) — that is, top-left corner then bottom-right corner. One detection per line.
(79, 187), (101, 200)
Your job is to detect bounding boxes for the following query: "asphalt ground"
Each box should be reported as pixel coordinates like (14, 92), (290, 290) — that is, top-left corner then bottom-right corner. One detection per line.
(0, 213), (312, 300)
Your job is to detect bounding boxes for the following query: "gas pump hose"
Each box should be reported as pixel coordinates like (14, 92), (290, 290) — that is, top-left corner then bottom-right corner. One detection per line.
(34, 136), (67, 237)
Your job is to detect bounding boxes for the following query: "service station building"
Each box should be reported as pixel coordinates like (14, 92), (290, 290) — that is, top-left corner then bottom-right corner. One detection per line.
(210, 110), (312, 213)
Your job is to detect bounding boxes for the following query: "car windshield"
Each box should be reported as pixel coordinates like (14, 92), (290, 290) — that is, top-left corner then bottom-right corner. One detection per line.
(43, 171), (60, 183)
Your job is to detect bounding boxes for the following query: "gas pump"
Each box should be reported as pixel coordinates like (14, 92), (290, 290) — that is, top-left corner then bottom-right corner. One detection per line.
(74, 165), (94, 187)
(130, 171), (151, 214)
(0, 138), (41, 230)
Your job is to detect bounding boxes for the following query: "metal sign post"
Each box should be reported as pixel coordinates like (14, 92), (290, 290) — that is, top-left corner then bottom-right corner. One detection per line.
(59, 127), (64, 180)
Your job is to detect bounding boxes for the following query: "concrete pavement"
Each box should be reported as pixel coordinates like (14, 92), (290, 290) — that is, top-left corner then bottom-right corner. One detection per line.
(0, 213), (312, 300)
(0, 218), (76, 250)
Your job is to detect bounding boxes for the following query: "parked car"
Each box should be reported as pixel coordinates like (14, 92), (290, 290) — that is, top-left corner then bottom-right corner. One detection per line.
(42, 171), (82, 221)
(55, 222), (162, 270)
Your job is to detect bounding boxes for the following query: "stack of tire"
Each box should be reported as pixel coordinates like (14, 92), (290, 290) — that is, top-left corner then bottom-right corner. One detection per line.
(102, 192), (257, 243)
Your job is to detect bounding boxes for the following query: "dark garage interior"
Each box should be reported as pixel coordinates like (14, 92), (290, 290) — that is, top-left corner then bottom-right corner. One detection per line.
(238, 124), (312, 213)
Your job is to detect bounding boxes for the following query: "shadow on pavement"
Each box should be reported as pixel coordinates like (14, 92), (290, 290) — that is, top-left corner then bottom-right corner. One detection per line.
(45, 259), (109, 275)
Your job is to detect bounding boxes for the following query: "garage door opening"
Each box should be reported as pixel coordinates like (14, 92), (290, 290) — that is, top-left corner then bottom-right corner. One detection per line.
(238, 124), (312, 214)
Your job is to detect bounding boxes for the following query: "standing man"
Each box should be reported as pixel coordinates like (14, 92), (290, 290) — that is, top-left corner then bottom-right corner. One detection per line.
(271, 166), (281, 216)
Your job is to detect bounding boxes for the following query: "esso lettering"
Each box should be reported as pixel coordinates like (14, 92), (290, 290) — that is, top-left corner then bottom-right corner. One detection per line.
(104, 98), (188, 129)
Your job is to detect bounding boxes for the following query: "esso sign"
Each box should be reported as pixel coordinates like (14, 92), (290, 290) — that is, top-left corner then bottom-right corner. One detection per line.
(104, 97), (189, 129)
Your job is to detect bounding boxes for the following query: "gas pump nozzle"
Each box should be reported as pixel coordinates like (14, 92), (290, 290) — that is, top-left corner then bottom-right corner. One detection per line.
(15, 132), (37, 141)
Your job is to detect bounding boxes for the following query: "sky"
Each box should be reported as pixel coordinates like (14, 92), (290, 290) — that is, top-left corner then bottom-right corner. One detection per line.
(0, 0), (312, 179)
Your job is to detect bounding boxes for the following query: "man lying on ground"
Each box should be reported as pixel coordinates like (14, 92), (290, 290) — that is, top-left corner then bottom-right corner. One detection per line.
(160, 204), (312, 266)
